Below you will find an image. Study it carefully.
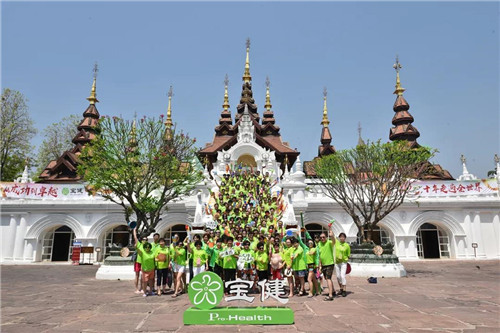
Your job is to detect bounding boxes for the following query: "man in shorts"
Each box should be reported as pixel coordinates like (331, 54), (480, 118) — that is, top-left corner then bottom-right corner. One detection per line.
(318, 229), (336, 301)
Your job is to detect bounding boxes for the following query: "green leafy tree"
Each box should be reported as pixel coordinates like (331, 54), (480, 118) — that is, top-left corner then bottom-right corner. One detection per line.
(78, 116), (203, 238)
(35, 114), (80, 178)
(315, 140), (435, 243)
(0, 89), (37, 180)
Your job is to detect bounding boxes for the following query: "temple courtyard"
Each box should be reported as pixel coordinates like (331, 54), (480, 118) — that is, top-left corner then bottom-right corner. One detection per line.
(1, 260), (499, 333)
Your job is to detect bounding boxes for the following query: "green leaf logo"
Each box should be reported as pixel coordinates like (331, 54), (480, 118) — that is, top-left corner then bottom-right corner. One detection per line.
(62, 188), (69, 195)
(188, 272), (223, 309)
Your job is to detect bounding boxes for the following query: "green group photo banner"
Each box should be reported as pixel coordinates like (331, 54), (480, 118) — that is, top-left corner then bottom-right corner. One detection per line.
(184, 307), (294, 325)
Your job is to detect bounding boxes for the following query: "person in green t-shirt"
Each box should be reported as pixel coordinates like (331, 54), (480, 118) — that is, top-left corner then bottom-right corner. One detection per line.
(220, 237), (239, 293)
(254, 241), (269, 283)
(334, 232), (351, 297)
(208, 238), (223, 279)
(291, 237), (307, 296)
(306, 239), (320, 297)
(132, 228), (148, 294)
(171, 240), (187, 298)
(154, 238), (170, 296)
(318, 228), (337, 301)
(237, 240), (255, 281)
(187, 240), (209, 277)
(136, 241), (155, 297)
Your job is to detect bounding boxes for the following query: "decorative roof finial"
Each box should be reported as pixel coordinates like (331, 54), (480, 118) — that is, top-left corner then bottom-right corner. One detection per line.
(358, 122), (366, 146)
(264, 76), (272, 111)
(223, 74), (230, 111)
(87, 62), (99, 104)
(242, 38), (252, 83)
(393, 55), (405, 96)
(165, 86), (173, 129)
(321, 87), (330, 127)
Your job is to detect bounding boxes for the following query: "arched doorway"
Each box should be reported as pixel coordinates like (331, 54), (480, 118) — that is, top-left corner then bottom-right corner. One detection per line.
(416, 223), (450, 259)
(357, 226), (391, 245)
(237, 154), (257, 167)
(163, 224), (188, 245)
(103, 225), (131, 259)
(305, 223), (328, 241)
(41, 226), (75, 261)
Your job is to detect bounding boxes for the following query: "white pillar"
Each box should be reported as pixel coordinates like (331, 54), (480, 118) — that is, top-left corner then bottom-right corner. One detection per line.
(23, 240), (34, 261)
(13, 214), (28, 260)
(471, 211), (487, 258)
(5, 214), (18, 260)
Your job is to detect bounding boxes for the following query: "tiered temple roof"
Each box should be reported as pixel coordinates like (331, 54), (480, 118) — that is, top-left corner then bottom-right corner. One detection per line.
(199, 39), (299, 173)
(388, 57), (453, 180)
(38, 66), (100, 183)
(304, 88), (336, 177)
(389, 57), (420, 147)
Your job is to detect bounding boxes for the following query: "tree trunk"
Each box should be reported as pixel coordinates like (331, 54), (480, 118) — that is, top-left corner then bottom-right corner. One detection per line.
(359, 225), (366, 243)
(366, 227), (373, 243)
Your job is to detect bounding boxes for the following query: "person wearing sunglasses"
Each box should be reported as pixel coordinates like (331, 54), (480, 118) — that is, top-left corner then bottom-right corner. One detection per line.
(318, 229), (336, 301)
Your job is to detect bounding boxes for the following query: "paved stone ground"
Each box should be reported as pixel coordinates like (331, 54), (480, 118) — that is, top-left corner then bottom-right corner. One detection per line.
(1, 260), (499, 333)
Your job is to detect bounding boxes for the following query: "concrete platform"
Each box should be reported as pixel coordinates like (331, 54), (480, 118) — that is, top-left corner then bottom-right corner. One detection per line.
(348, 262), (407, 277)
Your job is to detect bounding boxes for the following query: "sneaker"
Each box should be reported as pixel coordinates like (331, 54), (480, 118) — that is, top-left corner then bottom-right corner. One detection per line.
(142, 293), (148, 297)
(342, 290), (347, 297)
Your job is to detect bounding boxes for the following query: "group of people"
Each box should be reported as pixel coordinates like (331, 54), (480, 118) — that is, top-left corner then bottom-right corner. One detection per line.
(131, 167), (351, 300)
(208, 168), (286, 236)
(132, 225), (351, 301)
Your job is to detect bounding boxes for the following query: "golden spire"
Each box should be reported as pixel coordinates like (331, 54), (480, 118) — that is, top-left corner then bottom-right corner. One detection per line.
(264, 76), (272, 111)
(393, 55), (405, 96)
(86, 63), (99, 104)
(321, 87), (330, 127)
(165, 86), (173, 129)
(129, 118), (137, 146)
(164, 86), (173, 142)
(242, 38), (252, 83)
(223, 74), (230, 111)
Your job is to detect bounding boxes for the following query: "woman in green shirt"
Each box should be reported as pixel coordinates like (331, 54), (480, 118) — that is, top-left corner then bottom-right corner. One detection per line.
(154, 238), (170, 296)
(171, 240), (187, 298)
(291, 237), (306, 296)
(306, 239), (320, 297)
(334, 233), (351, 297)
(187, 240), (209, 277)
(255, 242), (269, 283)
(136, 242), (155, 297)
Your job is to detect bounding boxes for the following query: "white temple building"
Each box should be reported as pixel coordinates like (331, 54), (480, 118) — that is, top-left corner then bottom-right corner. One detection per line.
(1, 45), (499, 264)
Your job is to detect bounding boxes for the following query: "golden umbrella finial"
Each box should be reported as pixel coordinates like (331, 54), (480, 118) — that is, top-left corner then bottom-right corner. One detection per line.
(163, 86), (173, 142)
(264, 76), (272, 111)
(321, 87), (330, 127)
(165, 86), (173, 129)
(87, 62), (99, 104)
(242, 38), (252, 83)
(393, 55), (405, 96)
(223, 74), (230, 111)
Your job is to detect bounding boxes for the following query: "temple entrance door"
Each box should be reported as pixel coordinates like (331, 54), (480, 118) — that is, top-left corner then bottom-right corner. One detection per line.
(51, 226), (75, 261)
(416, 223), (440, 259)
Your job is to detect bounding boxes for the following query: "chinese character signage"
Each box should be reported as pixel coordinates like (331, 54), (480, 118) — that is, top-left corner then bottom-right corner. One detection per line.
(183, 272), (294, 325)
(0, 183), (90, 200)
(408, 179), (498, 198)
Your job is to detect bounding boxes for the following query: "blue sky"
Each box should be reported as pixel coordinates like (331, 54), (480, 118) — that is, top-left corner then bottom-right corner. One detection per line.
(2, 1), (499, 178)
